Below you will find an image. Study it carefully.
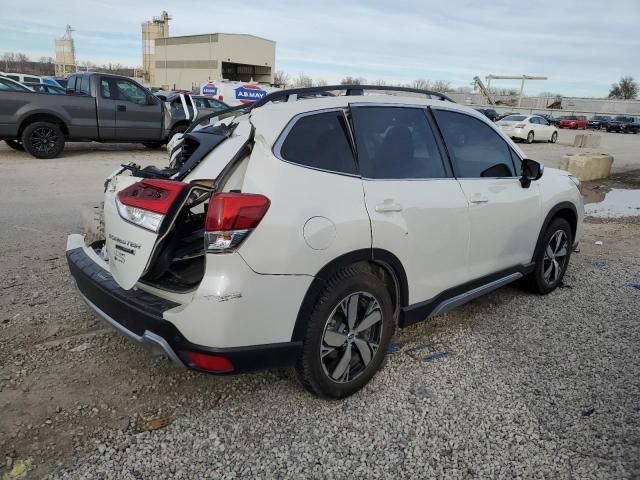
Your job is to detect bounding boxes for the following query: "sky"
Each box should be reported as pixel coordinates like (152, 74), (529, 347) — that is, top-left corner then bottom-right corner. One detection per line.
(1, 0), (639, 97)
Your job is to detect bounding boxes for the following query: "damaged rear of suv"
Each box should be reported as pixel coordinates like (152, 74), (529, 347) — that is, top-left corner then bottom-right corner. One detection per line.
(67, 85), (583, 398)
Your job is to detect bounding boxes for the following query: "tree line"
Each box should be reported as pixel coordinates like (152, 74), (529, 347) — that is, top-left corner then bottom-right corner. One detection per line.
(1, 51), (137, 77)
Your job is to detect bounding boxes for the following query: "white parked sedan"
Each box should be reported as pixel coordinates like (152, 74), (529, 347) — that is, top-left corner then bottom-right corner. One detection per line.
(497, 115), (558, 144)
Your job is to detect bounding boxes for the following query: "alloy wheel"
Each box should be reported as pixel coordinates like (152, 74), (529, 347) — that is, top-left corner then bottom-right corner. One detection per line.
(543, 230), (569, 285)
(320, 291), (383, 384)
(31, 127), (58, 155)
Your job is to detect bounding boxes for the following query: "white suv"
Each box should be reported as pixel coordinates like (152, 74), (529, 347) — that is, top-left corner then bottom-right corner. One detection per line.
(66, 86), (583, 398)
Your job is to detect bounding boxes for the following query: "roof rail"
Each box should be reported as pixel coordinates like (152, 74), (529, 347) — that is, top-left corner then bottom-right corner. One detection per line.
(253, 84), (456, 107)
(186, 84), (455, 133)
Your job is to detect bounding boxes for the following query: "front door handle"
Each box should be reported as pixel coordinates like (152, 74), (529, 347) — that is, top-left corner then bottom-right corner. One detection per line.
(117, 105), (126, 112)
(470, 195), (489, 204)
(375, 199), (403, 213)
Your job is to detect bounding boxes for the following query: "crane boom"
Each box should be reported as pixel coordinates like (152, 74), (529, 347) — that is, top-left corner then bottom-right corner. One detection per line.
(473, 76), (495, 105)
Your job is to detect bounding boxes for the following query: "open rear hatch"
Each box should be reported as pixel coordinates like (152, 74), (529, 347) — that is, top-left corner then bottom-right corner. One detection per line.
(104, 176), (212, 290)
(102, 113), (253, 291)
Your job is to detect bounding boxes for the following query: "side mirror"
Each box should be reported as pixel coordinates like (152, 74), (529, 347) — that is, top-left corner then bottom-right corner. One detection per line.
(520, 158), (543, 188)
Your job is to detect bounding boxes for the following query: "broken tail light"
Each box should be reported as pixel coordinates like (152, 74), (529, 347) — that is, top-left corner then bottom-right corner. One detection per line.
(116, 179), (188, 232)
(204, 193), (270, 252)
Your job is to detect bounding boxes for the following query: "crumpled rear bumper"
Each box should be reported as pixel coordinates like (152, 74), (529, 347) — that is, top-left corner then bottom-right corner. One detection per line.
(66, 236), (302, 374)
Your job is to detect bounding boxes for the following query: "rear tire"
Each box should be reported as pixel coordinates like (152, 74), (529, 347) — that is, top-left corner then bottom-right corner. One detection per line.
(21, 122), (65, 159)
(295, 264), (395, 399)
(526, 131), (535, 144)
(523, 218), (573, 294)
(549, 131), (558, 143)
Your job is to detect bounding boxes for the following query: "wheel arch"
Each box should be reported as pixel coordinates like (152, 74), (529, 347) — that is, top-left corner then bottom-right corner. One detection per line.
(531, 201), (578, 263)
(290, 249), (409, 342)
(18, 112), (69, 138)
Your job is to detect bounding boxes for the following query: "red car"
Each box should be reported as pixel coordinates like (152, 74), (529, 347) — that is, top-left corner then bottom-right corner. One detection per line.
(559, 115), (588, 129)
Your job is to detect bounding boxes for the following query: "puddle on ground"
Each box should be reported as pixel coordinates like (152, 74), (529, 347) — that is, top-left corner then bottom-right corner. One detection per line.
(583, 188), (640, 218)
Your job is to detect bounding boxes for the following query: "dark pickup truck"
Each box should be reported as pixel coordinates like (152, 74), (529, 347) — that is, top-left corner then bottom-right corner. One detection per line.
(605, 116), (640, 134)
(0, 72), (188, 158)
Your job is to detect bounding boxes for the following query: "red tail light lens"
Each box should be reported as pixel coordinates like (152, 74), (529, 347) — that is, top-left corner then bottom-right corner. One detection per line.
(514, 123), (526, 128)
(117, 179), (187, 214)
(185, 351), (234, 372)
(115, 179), (187, 232)
(204, 193), (270, 252)
(205, 193), (270, 231)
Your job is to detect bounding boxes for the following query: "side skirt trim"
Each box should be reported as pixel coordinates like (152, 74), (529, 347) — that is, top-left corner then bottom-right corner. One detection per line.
(399, 264), (534, 328)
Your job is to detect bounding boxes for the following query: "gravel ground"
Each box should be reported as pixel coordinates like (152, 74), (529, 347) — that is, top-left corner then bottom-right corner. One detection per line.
(1, 142), (639, 479)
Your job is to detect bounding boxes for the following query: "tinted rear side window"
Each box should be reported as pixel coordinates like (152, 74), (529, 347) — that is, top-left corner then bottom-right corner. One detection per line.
(351, 106), (446, 179)
(79, 76), (91, 95)
(279, 111), (357, 174)
(433, 109), (516, 178)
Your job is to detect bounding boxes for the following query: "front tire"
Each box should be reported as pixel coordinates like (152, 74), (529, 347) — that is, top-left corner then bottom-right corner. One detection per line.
(21, 122), (65, 159)
(549, 131), (558, 143)
(524, 218), (573, 294)
(526, 131), (535, 144)
(4, 139), (24, 151)
(296, 264), (395, 399)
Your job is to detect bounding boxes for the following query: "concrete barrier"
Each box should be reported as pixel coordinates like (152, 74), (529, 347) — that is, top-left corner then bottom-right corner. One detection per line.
(559, 153), (614, 181)
(573, 134), (602, 148)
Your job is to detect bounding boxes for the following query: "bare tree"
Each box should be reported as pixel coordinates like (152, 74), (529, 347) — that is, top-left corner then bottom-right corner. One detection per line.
(315, 79), (328, 87)
(340, 76), (366, 85)
(608, 76), (638, 99)
(273, 70), (290, 87)
(412, 79), (431, 90)
(372, 79), (387, 86)
(293, 72), (313, 88)
(431, 80), (451, 93)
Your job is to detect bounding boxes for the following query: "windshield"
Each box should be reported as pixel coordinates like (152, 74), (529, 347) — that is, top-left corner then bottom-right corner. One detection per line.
(564, 116), (577, 120)
(613, 116), (628, 121)
(502, 115), (526, 121)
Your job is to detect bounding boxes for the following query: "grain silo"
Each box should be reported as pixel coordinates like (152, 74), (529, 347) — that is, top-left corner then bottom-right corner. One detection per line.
(142, 11), (171, 85)
(54, 25), (76, 76)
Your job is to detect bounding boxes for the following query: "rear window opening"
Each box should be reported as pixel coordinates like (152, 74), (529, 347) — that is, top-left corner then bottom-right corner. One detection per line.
(135, 156), (250, 293)
(141, 198), (209, 292)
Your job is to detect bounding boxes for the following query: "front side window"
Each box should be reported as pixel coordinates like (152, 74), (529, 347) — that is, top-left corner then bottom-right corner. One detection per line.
(114, 79), (148, 105)
(433, 109), (516, 178)
(24, 76), (40, 83)
(351, 106), (446, 179)
(278, 110), (357, 174)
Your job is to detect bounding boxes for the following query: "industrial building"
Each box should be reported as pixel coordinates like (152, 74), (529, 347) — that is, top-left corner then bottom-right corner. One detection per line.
(152, 33), (275, 90)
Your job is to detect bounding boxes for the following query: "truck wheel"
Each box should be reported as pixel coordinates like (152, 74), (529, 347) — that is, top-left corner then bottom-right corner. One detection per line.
(143, 142), (164, 149)
(22, 122), (65, 159)
(4, 139), (24, 151)
(295, 264), (395, 399)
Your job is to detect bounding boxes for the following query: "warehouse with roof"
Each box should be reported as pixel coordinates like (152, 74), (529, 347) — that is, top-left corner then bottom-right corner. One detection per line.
(153, 32), (275, 90)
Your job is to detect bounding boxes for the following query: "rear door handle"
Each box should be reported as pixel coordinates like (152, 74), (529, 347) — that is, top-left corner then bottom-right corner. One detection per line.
(117, 105), (126, 112)
(470, 195), (489, 204)
(375, 199), (403, 213)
